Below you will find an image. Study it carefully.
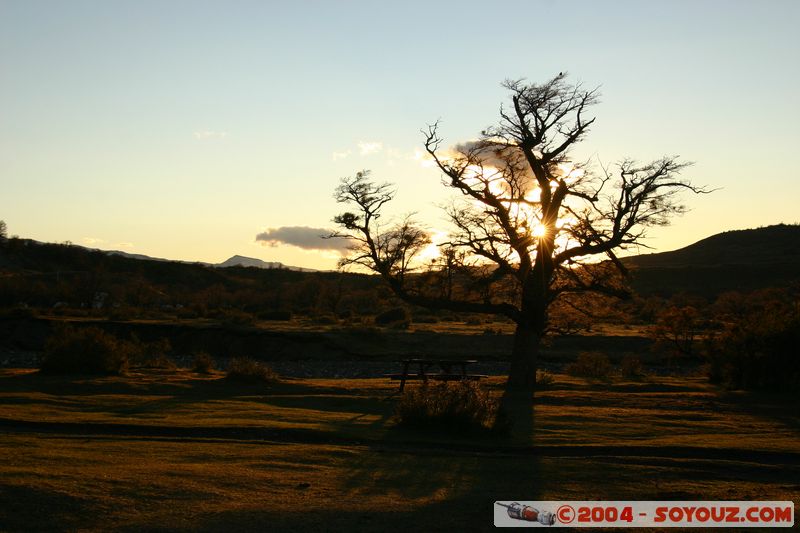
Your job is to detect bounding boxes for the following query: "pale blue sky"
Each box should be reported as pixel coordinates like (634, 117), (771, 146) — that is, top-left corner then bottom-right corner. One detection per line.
(2, 0), (798, 269)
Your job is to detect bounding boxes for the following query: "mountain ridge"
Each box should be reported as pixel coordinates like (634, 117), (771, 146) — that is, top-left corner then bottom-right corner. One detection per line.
(103, 250), (317, 272)
(1, 225), (796, 298)
(621, 224), (800, 296)
(622, 223), (800, 269)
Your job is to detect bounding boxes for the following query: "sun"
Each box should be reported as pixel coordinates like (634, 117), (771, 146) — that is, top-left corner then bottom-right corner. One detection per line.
(532, 224), (547, 238)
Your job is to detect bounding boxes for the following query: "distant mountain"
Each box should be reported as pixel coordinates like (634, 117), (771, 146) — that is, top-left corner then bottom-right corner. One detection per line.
(106, 250), (184, 263)
(217, 255), (284, 269)
(105, 250), (315, 272)
(216, 255), (316, 272)
(623, 224), (800, 296)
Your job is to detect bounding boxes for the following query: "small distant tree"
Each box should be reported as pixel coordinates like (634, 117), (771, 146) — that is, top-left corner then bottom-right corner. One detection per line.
(0, 220), (7, 244)
(332, 73), (708, 394)
(651, 305), (701, 359)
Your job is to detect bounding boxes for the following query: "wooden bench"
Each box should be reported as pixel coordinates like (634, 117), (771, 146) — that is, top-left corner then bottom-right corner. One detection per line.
(386, 373), (487, 382)
(389, 358), (486, 391)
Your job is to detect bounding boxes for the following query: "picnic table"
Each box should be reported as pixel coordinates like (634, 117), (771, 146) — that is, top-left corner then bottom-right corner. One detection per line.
(388, 358), (486, 392)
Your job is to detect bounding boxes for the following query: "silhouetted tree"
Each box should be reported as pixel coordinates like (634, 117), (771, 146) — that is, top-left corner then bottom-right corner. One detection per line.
(651, 305), (701, 359)
(0, 220), (7, 244)
(332, 73), (707, 393)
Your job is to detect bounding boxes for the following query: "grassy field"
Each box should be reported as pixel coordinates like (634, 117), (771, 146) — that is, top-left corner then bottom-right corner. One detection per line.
(0, 368), (798, 531)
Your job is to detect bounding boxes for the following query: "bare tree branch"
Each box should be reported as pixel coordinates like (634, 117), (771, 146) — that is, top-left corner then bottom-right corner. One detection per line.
(331, 73), (709, 389)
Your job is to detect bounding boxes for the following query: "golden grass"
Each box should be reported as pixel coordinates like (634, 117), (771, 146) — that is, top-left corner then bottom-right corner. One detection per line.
(0, 368), (798, 531)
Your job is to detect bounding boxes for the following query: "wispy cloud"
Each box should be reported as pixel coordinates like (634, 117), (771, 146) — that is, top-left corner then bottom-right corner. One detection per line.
(256, 226), (349, 253)
(82, 237), (105, 246)
(412, 147), (436, 168)
(115, 242), (134, 249)
(358, 141), (383, 155)
(193, 130), (229, 140)
(332, 150), (352, 161)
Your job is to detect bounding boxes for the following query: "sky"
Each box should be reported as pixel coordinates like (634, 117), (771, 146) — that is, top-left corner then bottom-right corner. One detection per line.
(1, 0), (798, 270)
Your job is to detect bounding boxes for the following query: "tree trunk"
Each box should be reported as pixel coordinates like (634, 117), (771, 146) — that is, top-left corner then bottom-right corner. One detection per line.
(506, 322), (539, 392)
(495, 322), (539, 437)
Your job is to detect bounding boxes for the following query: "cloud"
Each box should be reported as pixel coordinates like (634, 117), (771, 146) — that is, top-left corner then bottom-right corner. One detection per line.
(194, 130), (229, 140)
(453, 140), (531, 173)
(358, 141), (383, 155)
(332, 150), (352, 161)
(256, 226), (350, 253)
(412, 147), (436, 168)
(115, 242), (134, 249)
(82, 237), (105, 246)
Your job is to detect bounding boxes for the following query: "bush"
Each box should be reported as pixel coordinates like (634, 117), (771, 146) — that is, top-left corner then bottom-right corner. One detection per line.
(536, 369), (555, 388)
(257, 310), (292, 321)
(137, 354), (176, 369)
(226, 357), (279, 384)
(374, 307), (409, 327)
(395, 381), (497, 433)
(340, 324), (383, 338)
(705, 307), (800, 391)
(40, 326), (129, 375)
(1, 306), (37, 319)
(566, 351), (612, 378)
(192, 352), (215, 374)
(620, 354), (645, 378)
(312, 314), (339, 325)
(650, 306), (702, 359)
(129, 336), (175, 369)
(218, 309), (255, 326)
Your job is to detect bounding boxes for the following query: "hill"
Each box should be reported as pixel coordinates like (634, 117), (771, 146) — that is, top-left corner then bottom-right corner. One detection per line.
(1, 225), (797, 313)
(0, 238), (376, 316)
(624, 224), (800, 268)
(623, 224), (800, 296)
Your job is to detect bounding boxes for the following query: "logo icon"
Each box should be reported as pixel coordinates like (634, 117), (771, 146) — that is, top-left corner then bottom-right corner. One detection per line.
(496, 502), (556, 525)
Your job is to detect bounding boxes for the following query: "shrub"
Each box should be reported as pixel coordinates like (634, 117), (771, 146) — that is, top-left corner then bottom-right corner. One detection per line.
(129, 336), (175, 369)
(620, 354), (645, 378)
(566, 351), (612, 378)
(2, 306), (37, 319)
(106, 306), (132, 321)
(226, 357), (279, 384)
(192, 352), (215, 374)
(312, 314), (339, 325)
(650, 306), (702, 359)
(218, 309), (255, 326)
(40, 325), (129, 375)
(340, 324), (383, 338)
(536, 369), (555, 388)
(395, 381), (497, 433)
(137, 354), (176, 369)
(705, 307), (800, 391)
(257, 310), (292, 321)
(374, 307), (409, 327)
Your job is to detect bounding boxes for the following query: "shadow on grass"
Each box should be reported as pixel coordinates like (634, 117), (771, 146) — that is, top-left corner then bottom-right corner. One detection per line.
(0, 370), (397, 423)
(0, 483), (95, 532)
(190, 440), (545, 532)
(338, 385), (539, 529)
(716, 389), (800, 431)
